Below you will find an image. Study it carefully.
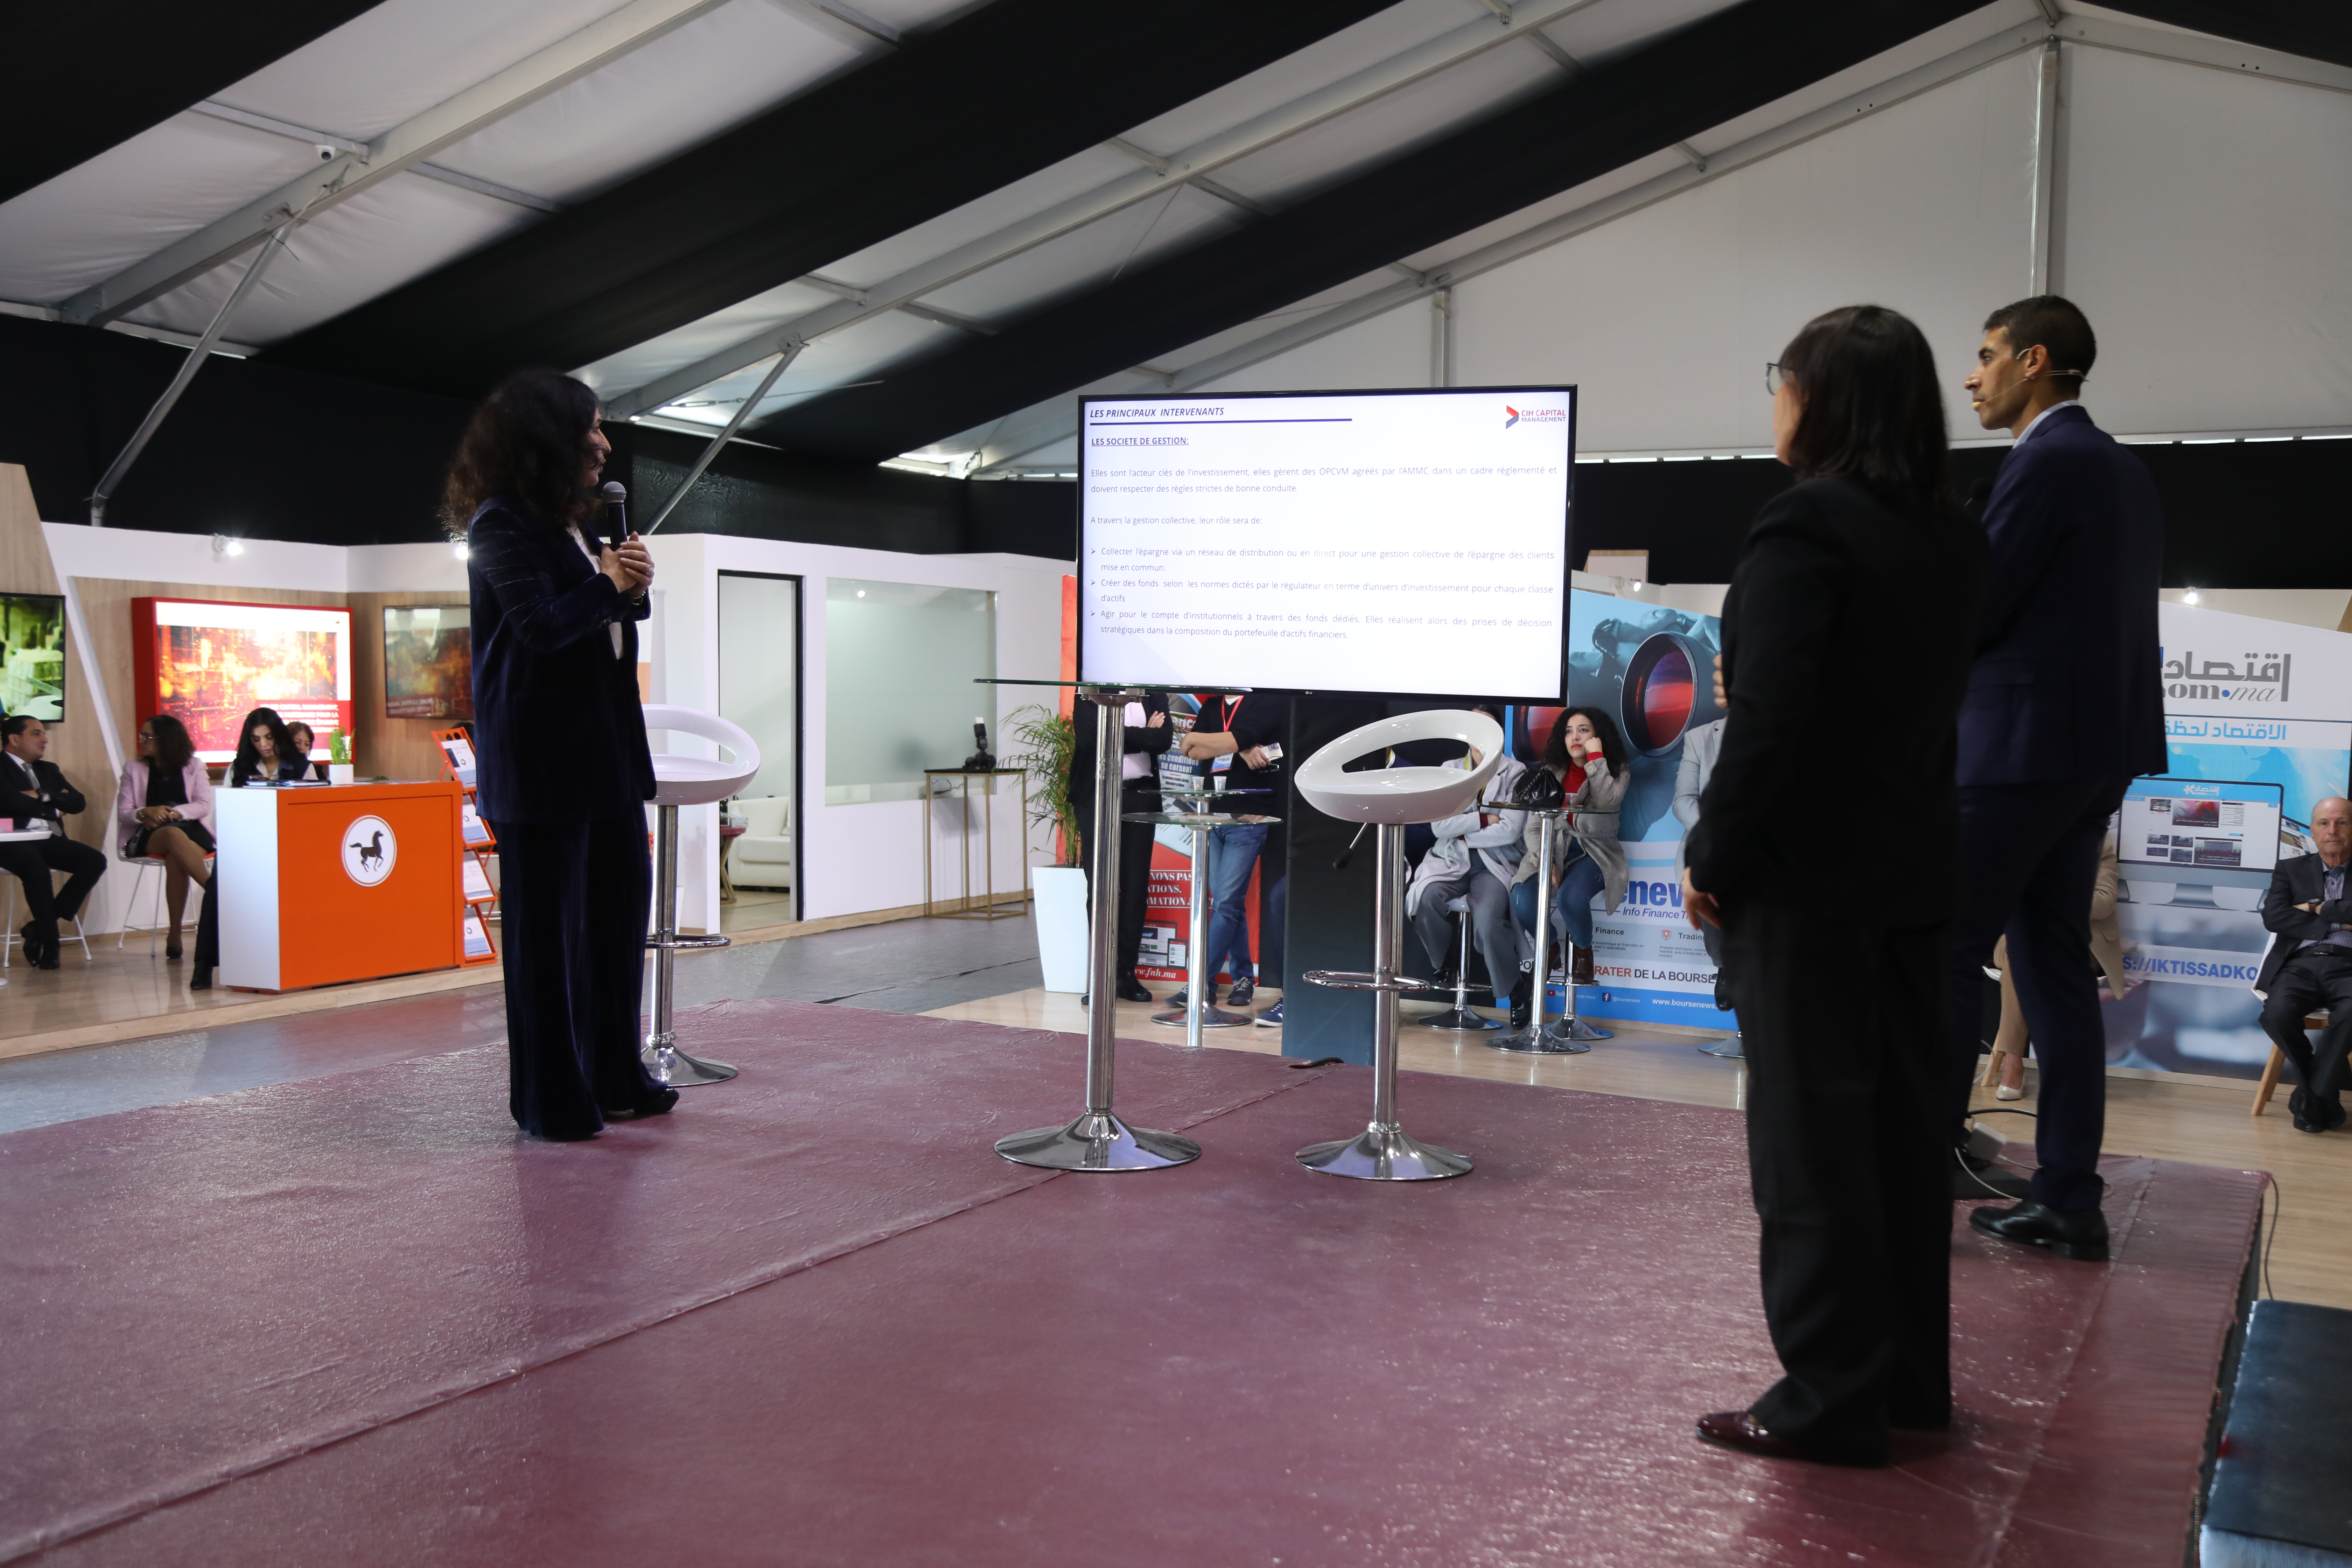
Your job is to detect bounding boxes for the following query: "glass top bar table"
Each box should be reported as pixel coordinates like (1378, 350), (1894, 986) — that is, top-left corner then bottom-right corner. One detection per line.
(979, 679), (1246, 1172)
(1127, 789), (1277, 1051)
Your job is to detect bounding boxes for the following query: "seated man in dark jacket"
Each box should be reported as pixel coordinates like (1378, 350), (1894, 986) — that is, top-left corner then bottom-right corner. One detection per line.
(0, 715), (107, 967)
(2255, 795), (2352, 1133)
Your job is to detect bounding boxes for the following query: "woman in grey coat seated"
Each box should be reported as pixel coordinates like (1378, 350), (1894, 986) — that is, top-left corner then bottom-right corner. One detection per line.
(1511, 707), (1630, 988)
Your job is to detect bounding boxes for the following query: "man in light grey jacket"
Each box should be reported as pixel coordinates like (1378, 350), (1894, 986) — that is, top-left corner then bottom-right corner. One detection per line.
(1672, 718), (1740, 1056)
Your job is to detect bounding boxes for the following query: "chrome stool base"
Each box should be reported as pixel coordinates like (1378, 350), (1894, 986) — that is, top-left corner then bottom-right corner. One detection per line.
(642, 1037), (740, 1086)
(1150, 1004), (1252, 1030)
(996, 1110), (1202, 1172)
(1295, 1120), (1472, 1181)
(1698, 1032), (1744, 1059)
(1422, 1005), (1504, 1033)
(1492, 1016), (1609, 1055)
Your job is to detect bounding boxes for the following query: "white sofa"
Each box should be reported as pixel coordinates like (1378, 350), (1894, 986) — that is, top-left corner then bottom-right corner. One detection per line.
(730, 795), (793, 890)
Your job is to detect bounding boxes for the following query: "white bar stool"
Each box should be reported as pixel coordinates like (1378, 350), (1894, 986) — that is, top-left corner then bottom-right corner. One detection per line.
(640, 704), (760, 1087)
(1291, 708), (1504, 1181)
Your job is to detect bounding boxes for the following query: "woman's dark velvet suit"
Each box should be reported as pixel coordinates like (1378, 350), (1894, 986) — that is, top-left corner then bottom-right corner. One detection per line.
(468, 500), (659, 1139)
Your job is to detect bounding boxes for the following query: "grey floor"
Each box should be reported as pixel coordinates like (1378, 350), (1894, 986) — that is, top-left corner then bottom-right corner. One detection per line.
(0, 912), (1046, 1135)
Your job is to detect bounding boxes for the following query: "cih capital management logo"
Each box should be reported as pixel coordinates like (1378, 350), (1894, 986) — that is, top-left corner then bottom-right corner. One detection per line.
(1504, 404), (1567, 428)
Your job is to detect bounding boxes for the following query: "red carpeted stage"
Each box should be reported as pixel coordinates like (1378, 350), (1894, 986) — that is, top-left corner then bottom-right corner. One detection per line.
(1, 1001), (2259, 1566)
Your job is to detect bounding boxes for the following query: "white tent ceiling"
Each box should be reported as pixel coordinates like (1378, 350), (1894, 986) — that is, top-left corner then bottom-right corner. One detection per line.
(2, 0), (2344, 477)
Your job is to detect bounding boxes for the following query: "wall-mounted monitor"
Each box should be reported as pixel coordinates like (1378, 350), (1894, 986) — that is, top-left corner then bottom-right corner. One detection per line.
(383, 604), (472, 721)
(0, 592), (66, 722)
(132, 598), (353, 763)
(1077, 386), (1575, 701)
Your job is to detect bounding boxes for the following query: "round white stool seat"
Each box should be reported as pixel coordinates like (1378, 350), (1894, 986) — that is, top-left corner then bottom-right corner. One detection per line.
(1293, 710), (1504, 827)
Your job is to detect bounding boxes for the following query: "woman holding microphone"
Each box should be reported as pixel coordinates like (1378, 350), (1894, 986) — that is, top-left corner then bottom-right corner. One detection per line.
(1509, 707), (1629, 1002)
(1681, 307), (1985, 1466)
(445, 369), (668, 1142)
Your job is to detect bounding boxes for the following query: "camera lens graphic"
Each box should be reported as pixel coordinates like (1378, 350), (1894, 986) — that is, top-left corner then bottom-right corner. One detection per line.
(1621, 632), (1723, 756)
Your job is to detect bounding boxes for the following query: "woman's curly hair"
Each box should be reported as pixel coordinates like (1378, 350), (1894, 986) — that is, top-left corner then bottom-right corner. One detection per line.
(440, 369), (601, 538)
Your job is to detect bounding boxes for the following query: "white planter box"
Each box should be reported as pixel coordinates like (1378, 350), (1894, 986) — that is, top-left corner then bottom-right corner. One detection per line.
(1032, 866), (1089, 992)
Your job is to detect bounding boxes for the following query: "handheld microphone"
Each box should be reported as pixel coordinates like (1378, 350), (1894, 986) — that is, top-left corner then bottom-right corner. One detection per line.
(600, 481), (628, 552)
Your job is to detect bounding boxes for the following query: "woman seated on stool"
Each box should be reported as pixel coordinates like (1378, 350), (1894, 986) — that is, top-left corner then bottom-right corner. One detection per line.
(282, 722), (333, 782)
(1510, 707), (1630, 990)
(115, 713), (213, 959)
(228, 707), (308, 787)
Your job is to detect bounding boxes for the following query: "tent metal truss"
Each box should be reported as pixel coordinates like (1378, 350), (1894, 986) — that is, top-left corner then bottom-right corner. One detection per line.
(59, 0), (737, 328)
(596, 0), (1614, 421)
(964, 12), (2352, 476)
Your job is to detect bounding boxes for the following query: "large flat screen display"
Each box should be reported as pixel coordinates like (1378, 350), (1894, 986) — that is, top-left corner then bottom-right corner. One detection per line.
(132, 598), (354, 763)
(0, 592), (66, 722)
(1078, 387), (1574, 700)
(383, 604), (472, 721)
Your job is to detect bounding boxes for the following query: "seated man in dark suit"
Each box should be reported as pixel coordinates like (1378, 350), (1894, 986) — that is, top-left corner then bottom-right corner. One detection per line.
(2256, 796), (2352, 1134)
(0, 715), (106, 968)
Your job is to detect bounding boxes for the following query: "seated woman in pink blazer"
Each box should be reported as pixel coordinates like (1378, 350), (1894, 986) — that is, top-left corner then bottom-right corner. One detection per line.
(115, 713), (214, 959)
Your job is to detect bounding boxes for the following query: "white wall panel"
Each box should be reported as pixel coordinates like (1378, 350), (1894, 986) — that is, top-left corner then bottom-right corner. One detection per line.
(2059, 46), (2352, 435)
(1447, 51), (2042, 455)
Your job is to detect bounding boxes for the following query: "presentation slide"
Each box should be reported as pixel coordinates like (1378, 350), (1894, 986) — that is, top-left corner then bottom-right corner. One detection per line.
(1079, 387), (1574, 699)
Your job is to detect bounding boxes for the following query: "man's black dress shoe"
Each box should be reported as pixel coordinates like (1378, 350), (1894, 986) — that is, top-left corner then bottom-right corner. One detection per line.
(1695, 1411), (1885, 1468)
(1115, 977), (1153, 1003)
(1952, 1149), (2033, 1201)
(2328, 1098), (2348, 1132)
(1969, 1199), (2109, 1261)
(19, 921), (50, 966)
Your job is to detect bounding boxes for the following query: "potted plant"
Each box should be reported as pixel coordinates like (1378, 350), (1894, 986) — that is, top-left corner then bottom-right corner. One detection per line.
(1008, 702), (1087, 992)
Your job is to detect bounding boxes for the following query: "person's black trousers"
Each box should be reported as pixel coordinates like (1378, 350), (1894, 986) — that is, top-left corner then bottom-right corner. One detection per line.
(2259, 952), (2352, 1114)
(1072, 780), (1157, 980)
(1724, 899), (1951, 1461)
(1945, 772), (2128, 1213)
(494, 814), (660, 1140)
(0, 834), (106, 931)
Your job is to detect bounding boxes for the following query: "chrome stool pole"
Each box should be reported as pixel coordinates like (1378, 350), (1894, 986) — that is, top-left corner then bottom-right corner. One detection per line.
(1151, 813), (1253, 1044)
(1421, 893), (1501, 1032)
(1295, 822), (1472, 1181)
(997, 692), (1200, 1172)
(642, 801), (737, 1086)
(1494, 807), (1609, 1054)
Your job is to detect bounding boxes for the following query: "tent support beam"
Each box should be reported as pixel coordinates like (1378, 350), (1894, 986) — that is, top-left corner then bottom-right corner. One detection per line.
(640, 341), (806, 536)
(88, 224), (295, 527)
(61, 0), (732, 328)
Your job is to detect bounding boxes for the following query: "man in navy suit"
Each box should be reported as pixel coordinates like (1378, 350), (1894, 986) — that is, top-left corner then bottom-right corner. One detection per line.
(1945, 297), (2167, 1262)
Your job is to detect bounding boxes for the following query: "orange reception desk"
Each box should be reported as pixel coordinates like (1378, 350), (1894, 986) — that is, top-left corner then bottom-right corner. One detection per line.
(217, 780), (483, 992)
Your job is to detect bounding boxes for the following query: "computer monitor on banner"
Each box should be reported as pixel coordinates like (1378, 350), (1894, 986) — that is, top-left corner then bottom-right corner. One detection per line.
(2116, 778), (2285, 877)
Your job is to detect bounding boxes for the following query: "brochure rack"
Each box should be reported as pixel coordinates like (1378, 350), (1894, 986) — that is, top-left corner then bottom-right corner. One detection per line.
(434, 729), (499, 967)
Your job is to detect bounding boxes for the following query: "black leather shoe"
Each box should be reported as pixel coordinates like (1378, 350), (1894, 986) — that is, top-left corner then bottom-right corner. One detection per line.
(1969, 1199), (2109, 1261)
(1695, 1411), (1885, 1468)
(2328, 1098), (2348, 1132)
(601, 1087), (679, 1120)
(19, 922), (49, 966)
(1115, 976), (1153, 1003)
(1952, 1150), (2032, 1200)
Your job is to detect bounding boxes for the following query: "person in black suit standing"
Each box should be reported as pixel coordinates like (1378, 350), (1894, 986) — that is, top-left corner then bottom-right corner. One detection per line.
(0, 715), (106, 968)
(2255, 796), (2352, 1133)
(1682, 306), (1986, 1467)
(1947, 298), (2167, 1261)
(1068, 693), (1170, 1002)
(448, 369), (667, 1142)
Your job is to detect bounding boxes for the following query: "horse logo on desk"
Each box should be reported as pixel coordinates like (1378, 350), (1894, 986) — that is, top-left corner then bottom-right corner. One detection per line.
(341, 815), (398, 888)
